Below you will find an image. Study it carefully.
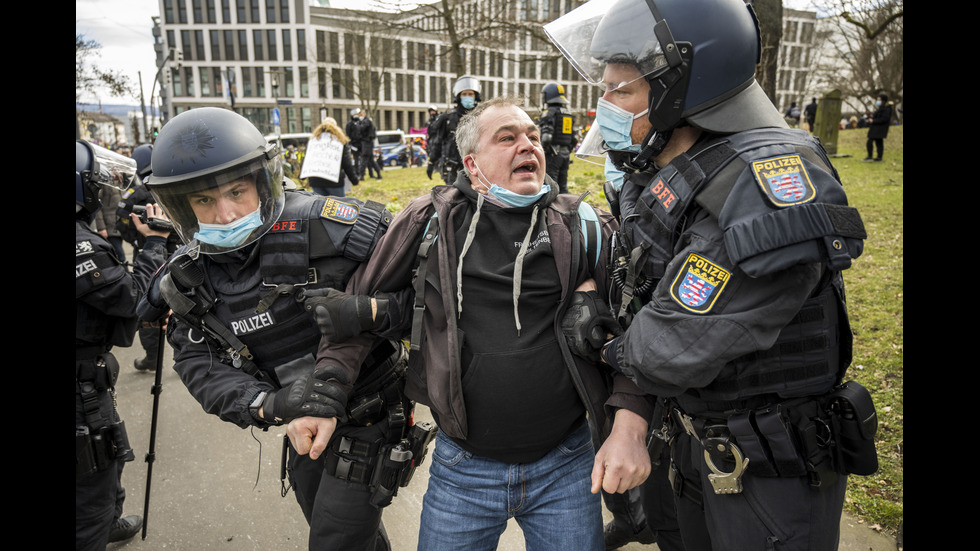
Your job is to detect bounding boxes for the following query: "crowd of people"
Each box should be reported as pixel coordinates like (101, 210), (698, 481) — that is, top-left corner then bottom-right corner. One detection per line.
(78, 1), (890, 550)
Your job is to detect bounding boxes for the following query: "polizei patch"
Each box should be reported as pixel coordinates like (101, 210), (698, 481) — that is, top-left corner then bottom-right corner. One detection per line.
(751, 154), (817, 207)
(320, 198), (359, 224)
(669, 253), (731, 313)
(230, 311), (276, 336)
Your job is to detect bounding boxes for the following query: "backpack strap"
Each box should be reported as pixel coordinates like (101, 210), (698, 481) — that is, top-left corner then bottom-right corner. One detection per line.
(410, 210), (439, 352)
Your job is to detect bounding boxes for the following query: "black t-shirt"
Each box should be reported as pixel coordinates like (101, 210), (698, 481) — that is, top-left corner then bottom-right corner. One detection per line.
(438, 191), (585, 464)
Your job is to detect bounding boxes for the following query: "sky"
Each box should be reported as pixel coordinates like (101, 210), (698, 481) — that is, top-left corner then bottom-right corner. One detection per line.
(76, 0), (820, 106)
(76, 0), (162, 105)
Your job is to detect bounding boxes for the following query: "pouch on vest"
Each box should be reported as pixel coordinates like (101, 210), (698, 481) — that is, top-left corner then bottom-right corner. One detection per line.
(827, 380), (879, 475)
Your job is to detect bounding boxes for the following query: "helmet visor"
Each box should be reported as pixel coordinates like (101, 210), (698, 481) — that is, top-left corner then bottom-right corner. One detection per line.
(88, 143), (138, 190)
(544, 0), (666, 92)
(149, 155), (284, 255)
(574, 124), (608, 166)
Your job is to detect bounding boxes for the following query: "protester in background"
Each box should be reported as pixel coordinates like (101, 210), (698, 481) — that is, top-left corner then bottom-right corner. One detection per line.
(306, 117), (359, 197)
(864, 93), (893, 162)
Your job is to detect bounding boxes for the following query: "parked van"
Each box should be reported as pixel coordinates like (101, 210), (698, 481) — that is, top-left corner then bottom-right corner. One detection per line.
(264, 132), (313, 150)
(375, 130), (405, 156)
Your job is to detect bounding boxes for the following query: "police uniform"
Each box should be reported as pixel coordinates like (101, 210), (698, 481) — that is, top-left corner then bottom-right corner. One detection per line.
(76, 220), (169, 550)
(602, 127), (870, 550)
(428, 105), (469, 184)
(536, 103), (577, 194)
(139, 190), (412, 551)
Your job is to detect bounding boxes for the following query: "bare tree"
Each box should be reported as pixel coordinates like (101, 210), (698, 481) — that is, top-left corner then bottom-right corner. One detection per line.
(805, 0), (903, 115)
(76, 34), (134, 138)
(321, 17), (400, 122)
(354, 0), (561, 79)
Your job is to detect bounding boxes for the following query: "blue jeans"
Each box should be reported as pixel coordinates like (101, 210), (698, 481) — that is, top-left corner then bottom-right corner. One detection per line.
(417, 422), (603, 550)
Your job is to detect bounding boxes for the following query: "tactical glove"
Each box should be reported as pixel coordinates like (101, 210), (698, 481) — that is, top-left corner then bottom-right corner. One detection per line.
(561, 290), (622, 362)
(257, 367), (348, 425)
(300, 288), (388, 343)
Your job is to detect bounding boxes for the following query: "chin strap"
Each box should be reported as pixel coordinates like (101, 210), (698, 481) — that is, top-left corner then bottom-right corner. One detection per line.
(607, 127), (674, 174)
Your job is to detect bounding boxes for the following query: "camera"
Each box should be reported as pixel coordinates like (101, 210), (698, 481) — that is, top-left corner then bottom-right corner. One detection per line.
(133, 204), (174, 232)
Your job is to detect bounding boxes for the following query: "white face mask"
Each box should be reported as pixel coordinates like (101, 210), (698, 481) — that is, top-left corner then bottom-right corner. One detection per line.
(595, 97), (649, 152)
(469, 158), (549, 208)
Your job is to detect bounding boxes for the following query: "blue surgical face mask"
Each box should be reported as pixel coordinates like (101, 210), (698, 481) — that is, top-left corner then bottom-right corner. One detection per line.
(460, 96), (477, 110)
(605, 157), (626, 192)
(193, 205), (263, 248)
(470, 158), (549, 208)
(596, 97), (648, 152)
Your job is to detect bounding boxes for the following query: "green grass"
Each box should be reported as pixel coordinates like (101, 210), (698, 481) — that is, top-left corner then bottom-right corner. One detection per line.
(317, 125), (903, 532)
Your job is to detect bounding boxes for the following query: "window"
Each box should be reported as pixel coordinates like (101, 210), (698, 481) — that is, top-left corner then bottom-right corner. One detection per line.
(283, 67), (294, 97)
(250, 0), (260, 23)
(206, 0), (217, 23)
(221, 0), (231, 23)
(267, 29), (277, 60)
(297, 29), (306, 61)
(210, 30), (221, 60)
(255, 67), (265, 96)
(164, 0), (175, 24)
(192, 0), (203, 23)
(299, 67), (308, 98)
(195, 30), (205, 60)
(238, 30), (248, 59)
(184, 67), (195, 96)
(266, 0), (276, 23)
(224, 30), (235, 60)
(171, 68), (183, 96)
(242, 66), (252, 96)
(282, 29), (292, 61)
(199, 67), (211, 96)
(280, 0), (290, 23)
(213, 67), (225, 97)
(254, 30), (264, 60)
(236, 0), (246, 23)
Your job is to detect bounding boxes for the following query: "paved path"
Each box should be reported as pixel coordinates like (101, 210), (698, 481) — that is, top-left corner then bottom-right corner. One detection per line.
(105, 339), (897, 550)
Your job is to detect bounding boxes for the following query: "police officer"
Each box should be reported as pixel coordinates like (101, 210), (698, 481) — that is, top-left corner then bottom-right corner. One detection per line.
(424, 106), (441, 179)
(427, 75), (481, 184)
(346, 108), (363, 177)
(548, 0), (875, 549)
(115, 144), (182, 372)
(536, 82), (578, 194)
(137, 107), (410, 551)
(76, 140), (171, 550)
(355, 108), (383, 180)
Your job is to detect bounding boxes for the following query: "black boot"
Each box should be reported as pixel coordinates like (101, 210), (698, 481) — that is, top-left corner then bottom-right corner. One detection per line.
(108, 515), (142, 543)
(604, 521), (657, 550)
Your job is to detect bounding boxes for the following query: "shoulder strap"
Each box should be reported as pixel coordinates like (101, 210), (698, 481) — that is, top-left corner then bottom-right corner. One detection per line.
(577, 200), (601, 272)
(410, 210), (439, 352)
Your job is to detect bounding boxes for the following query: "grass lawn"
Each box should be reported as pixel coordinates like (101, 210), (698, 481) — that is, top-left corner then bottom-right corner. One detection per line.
(310, 124), (904, 533)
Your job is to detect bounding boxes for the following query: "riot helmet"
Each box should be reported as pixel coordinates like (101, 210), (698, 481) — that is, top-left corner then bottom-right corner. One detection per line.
(545, 0), (786, 137)
(146, 107), (284, 255)
(452, 75), (482, 106)
(76, 140), (138, 217)
(131, 144), (154, 181)
(541, 82), (569, 106)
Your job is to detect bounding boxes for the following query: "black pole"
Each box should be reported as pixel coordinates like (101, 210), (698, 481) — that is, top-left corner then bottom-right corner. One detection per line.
(141, 321), (166, 540)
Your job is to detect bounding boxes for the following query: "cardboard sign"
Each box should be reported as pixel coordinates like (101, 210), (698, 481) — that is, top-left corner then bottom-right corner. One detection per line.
(300, 134), (343, 182)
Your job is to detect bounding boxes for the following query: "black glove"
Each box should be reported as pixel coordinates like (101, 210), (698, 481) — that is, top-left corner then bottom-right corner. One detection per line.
(561, 290), (622, 362)
(301, 288), (388, 343)
(258, 367), (348, 424)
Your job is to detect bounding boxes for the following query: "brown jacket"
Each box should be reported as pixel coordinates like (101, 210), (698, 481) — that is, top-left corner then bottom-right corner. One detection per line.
(316, 180), (652, 443)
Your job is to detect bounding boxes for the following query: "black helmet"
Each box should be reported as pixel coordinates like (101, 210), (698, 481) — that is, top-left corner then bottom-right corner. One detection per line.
(452, 75), (482, 103)
(131, 144), (154, 181)
(146, 107), (284, 255)
(76, 139), (137, 218)
(545, 0), (786, 134)
(541, 83), (569, 106)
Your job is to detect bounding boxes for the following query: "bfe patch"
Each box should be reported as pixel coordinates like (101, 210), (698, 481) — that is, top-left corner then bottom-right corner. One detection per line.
(669, 253), (731, 314)
(751, 154), (817, 207)
(320, 198), (360, 224)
